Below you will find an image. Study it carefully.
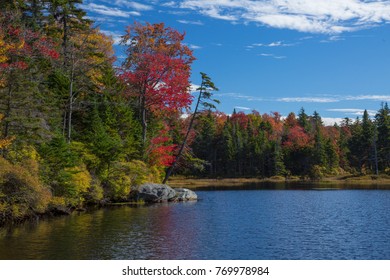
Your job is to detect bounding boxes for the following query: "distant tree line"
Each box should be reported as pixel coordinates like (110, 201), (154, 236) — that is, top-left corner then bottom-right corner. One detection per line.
(178, 105), (390, 180)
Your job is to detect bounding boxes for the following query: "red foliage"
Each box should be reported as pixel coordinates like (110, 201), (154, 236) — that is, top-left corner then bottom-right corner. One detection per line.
(262, 112), (284, 141)
(231, 111), (249, 129)
(120, 52), (192, 113)
(120, 21), (195, 115)
(283, 125), (311, 149)
(285, 112), (298, 128)
(0, 14), (59, 74)
(147, 129), (177, 167)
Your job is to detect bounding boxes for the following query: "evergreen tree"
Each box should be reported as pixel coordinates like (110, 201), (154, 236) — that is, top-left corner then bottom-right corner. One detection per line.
(375, 103), (390, 171)
(349, 110), (375, 173)
(298, 107), (310, 132)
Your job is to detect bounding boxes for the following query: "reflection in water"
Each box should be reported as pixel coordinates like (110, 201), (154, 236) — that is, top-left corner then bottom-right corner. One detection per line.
(0, 190), (390, 259)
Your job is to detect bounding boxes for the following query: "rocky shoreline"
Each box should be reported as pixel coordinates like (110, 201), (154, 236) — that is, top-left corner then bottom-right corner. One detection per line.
(131, 183), (198, 203)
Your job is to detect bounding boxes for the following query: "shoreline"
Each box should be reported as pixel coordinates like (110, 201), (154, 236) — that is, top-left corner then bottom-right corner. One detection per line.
(167, 175), (390, 189)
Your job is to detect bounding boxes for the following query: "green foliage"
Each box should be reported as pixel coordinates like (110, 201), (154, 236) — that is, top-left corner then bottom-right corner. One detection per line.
(104, 160), (152, 201)
(309, 165), (326, 180)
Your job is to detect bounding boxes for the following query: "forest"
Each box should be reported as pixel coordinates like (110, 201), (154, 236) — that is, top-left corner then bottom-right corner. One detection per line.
(1, 0), (390, 225)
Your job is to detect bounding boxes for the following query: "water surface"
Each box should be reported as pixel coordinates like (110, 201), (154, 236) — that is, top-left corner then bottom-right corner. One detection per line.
(0, 189), (389, 259)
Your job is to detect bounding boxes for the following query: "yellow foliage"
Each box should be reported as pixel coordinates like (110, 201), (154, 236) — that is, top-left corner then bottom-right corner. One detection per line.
(49, 196), (67, 209)
(0, 37), (9, 64)
(66, 164), (92, 195)
(106, 160), (163, 200)
(0, 137), (14, 149)
(0, 157), (51, 223)
(0, 114), (15, 149)
(69, 27), (115, 93)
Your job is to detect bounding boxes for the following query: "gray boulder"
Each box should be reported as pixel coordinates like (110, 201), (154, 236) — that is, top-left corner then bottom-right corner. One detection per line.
(136, 183), (176, 202)
(174, 188), (198, 201)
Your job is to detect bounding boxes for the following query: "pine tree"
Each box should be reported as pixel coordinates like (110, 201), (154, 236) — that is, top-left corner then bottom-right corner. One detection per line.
(375, 103), (390, 171)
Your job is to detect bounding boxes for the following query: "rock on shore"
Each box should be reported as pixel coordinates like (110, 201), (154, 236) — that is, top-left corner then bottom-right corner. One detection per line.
(173, 188), (197, 201)
(135, 183), (197, 203)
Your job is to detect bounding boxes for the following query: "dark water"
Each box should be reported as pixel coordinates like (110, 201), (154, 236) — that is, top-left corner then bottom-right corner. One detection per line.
(1, 189), (390, 259)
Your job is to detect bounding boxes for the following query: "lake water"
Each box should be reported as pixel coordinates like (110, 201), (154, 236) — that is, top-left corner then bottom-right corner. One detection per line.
(1, 188), (390, 259)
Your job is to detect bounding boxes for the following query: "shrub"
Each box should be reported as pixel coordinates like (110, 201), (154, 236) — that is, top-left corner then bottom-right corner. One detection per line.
(52, 164), (92, 207)
(104, 160), (158, 201)
(309, 165), (326, 180)
(0, 157), (51, 224)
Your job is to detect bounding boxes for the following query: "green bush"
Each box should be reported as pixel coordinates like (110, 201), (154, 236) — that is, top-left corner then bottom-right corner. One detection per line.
(104, 160), (158, 201)
(52, 164), (92, 207)
(309, 165), (326, 180)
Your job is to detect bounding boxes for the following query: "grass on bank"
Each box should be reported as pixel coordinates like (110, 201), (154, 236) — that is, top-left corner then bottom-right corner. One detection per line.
(167, 174), (390, 189)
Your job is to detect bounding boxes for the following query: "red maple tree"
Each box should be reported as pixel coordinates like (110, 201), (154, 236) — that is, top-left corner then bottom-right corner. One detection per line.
(119, 22), (195, 152)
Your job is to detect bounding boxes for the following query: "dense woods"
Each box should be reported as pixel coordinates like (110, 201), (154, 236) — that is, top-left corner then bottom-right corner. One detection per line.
(186, 106), (390, 179)
(1, 1), (389, 225)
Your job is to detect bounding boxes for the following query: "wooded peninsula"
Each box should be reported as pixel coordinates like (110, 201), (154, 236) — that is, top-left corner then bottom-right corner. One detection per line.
(1, 1), (390, 226)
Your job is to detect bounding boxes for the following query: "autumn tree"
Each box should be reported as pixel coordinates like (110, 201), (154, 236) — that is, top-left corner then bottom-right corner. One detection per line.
(120, 22), (195, 154)
(0, 10), (59, 144)
(49, 25), (115, 142)
(0, 113), (14, 150)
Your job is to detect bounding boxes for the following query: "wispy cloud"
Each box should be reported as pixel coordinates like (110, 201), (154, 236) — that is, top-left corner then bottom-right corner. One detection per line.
(327, 108), (377, 116)
(277, 97), (339, 103)
(190, 84), (201, 92)
(161, 1), (178, 8)
(80, 3), (140, 17)
(215, 93), (390, 105)
(101, 30), (123, 45)
(180, 0), (390, 33)
(184, 43), (202, 50)
(320, 35), (345, 43)
(258, 53), (286, 59)
(109, 0), (154, 11)
(177, 19), (204, 25)
(277, 94), (390, 103)
(322, 117), (344, 126)
(345, 95), (390, 102)
(250, 41), (295, 47)
(234, 106), (252, 111)
(215, 92), (264, 102)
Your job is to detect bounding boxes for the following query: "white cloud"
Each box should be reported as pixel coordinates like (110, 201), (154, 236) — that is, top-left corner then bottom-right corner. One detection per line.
(322, 117), (344, 126)
(101, 30), (123, 45)
(189, 44), (202, 49)
(215, 92), (264, 102)
(184, 43), (202, 49)
(180, 0), (390, 33)
(80, 3), (140, 17)
(326, 108), (377, 116)
(190, 84), (201, 92)
(320, 35), (346, 43)
(250, 41), (295, 47)
(276, 94), (390, 103)
(258, 53), (286, 59)
(162, 1), (178, 8)
(177, 19), (204, 25)
(99, 0), (153, 11)
(277, 97), (339, 103)
(345, 95), (390, 102)
(234, 106), (251, 111)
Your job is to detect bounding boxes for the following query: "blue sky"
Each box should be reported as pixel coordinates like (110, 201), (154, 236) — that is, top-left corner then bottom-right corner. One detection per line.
(80, 0), (390, 125)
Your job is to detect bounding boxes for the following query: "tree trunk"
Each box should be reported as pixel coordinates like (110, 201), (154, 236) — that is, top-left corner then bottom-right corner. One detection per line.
(162, 83), (203, 184)
(140, 93), (147, 155)
(3, 77), (13, 139)
(66, 62), (75, 143)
